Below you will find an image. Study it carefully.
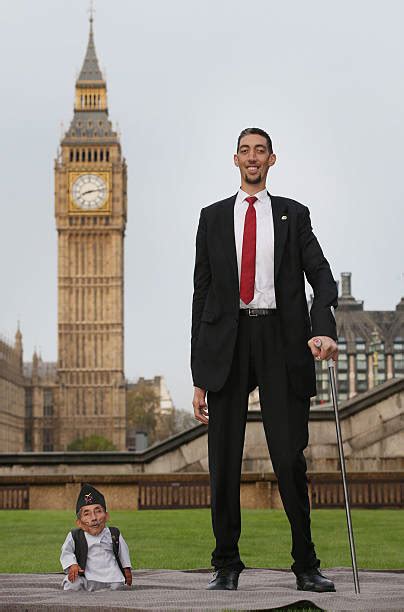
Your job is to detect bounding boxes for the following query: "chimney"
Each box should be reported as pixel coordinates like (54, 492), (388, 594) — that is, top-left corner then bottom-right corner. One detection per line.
(341, 272), (352, 298)
(338, 272), (364, 310)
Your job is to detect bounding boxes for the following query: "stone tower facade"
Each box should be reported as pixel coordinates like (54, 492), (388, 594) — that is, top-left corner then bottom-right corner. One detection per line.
(54, 17), (127, 450)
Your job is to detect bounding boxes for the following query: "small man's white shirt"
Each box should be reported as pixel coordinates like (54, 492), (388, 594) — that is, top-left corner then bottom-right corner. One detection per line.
(234, 188), (276, 308)
(60, 527), (131, 584)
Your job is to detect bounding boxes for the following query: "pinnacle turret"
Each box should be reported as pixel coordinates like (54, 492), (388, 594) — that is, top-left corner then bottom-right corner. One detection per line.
(15, 322), (23, 366)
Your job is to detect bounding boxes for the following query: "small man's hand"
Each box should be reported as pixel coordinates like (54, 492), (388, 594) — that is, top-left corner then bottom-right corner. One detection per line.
(308, 336), (338, 362)
(193, 387), (208, 424)
(68, 563), (82, 582)
(124, 567), (132, 586)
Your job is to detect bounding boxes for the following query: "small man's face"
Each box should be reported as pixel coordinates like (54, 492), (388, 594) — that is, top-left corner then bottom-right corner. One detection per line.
(76, 504), (109, 536)
(234, 134), (276, 185)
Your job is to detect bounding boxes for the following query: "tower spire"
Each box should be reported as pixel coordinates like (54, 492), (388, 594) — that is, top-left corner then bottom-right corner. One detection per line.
(78, 3), (103, 83)
(89, 0), (95, 24)
(62, 4), (117, 141)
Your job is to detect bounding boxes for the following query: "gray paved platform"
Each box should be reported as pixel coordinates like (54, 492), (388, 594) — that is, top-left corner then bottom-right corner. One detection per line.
(0, 568), (403, 611)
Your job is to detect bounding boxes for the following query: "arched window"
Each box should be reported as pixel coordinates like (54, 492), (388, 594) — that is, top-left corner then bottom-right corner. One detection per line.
(81, 150), (85, 162)
(100, 150), (104, 161)
(69, 150), (73, 162)
(88, 150), (92, 162)
(94, 150), (98, 162)
(76, 150), (79, 162)
(106, 150), (110, 162)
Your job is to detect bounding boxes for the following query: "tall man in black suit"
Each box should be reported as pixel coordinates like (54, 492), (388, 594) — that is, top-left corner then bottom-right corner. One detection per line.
(191, 128), (338, 592)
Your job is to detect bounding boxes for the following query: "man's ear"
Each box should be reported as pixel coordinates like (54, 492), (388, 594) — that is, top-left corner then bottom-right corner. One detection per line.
(105, 511), (110, 522)
(268, 153), (277, 167)
(76, 517), (81, 527)
(234, 154), (239, 167)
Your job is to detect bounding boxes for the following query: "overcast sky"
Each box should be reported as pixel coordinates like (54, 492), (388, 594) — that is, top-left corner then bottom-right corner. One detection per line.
(1, 0), (403, 411)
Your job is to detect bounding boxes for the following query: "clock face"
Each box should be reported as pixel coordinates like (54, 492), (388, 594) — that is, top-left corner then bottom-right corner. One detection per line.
(72, 174), (108, 210)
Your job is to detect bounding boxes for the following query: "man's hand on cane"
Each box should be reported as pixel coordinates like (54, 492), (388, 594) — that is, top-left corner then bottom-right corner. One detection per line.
(193, 387), (209, 424)
(308, 336), (338, 362)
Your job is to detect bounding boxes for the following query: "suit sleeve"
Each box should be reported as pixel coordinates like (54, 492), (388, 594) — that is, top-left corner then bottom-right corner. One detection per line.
(191, 208), (211, 375)
(298, 206), (338, 340)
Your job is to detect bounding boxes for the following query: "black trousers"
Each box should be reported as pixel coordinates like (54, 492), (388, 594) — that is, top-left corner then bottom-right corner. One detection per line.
(207, 313), (320, 575)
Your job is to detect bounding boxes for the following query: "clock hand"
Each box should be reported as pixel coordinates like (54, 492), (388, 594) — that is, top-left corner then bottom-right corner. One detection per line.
(81, 188), (104, 196)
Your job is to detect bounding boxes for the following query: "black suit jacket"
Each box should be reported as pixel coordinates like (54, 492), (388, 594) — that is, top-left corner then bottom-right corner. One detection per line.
(191, 193), (338, 398)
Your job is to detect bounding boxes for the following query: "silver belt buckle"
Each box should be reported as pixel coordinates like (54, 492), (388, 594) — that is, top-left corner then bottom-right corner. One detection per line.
(248, 308), (259, 317)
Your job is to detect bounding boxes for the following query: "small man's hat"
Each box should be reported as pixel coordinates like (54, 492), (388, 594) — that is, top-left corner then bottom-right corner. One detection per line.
(76, 483), (106, 515)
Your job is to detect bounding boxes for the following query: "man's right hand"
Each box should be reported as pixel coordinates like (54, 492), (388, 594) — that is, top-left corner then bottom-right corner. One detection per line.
(193, 387), (208, 424)
(68, 563), (82, 582)
(124, 567), (133, 586)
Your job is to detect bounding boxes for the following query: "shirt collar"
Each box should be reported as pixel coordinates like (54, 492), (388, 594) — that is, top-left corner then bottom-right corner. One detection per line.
(237, 188), (269, 205)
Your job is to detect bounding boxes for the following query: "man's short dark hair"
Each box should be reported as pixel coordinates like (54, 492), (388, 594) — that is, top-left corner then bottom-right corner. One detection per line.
(237, 128), (273, 153)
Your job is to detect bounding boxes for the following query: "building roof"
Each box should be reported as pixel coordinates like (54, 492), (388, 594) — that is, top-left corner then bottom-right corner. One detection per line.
(23, 361), (57, 383)
(63, 111), (115, 140)
(334, 273), (404, 351)
(62, 18), (118, 145)
(77, 18), (103, 83)
(336, 309), (403, 348)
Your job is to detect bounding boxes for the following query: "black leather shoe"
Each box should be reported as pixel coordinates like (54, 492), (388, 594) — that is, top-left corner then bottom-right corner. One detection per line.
(296, 568), (336, 592)
(207, 569), (240, 590)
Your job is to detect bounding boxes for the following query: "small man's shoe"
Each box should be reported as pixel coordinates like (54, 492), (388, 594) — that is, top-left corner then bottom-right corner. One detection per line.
(296, 568), (336, 592)
(207, 568), (240, 590)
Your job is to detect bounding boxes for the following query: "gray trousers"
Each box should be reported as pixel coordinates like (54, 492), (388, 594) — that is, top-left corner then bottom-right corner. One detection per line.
(62, 575), (124, 591)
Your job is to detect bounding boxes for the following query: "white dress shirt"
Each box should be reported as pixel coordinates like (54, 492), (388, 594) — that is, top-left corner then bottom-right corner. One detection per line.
(60, 527), (131, 584)
(234, 189), (276, 309)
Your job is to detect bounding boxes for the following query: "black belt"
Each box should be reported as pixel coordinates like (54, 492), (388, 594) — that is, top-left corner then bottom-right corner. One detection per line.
(239, 308), (277, 317)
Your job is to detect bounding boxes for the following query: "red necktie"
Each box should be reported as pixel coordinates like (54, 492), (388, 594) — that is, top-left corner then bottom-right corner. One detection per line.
(240, 196), (257, 305)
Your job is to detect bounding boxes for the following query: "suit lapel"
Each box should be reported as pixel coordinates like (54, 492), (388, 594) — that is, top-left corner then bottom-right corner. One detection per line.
(220, 194), (238, 283)
(270, 194), (289, 280)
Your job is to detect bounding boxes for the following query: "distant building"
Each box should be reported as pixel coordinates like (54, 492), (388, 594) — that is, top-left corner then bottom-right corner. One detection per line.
(127, 376), (175, 415)
(0, 323), (176, 452)
(126, 376), (175, 450)
(313, 272), (404, 404)
(23, 353), (57, 452)
(0, 329), (25, 451)
(248, 272), (404, 410)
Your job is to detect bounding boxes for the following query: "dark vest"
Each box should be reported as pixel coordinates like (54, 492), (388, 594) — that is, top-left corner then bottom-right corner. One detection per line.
(71, 526), (125, 577)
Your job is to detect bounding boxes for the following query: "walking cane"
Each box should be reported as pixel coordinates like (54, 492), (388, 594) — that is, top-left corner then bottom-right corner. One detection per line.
(314, 338), (360, 594)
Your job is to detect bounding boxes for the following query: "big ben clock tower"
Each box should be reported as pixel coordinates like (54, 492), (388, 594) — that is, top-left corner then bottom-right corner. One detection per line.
(55, 15), (127, 450)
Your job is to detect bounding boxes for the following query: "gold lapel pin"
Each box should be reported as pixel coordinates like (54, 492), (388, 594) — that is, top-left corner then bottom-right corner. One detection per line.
(281, 215), (287, 220)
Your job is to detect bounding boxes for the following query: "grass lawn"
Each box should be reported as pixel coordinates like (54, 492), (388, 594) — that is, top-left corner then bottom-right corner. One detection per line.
(0, 508), (402, 573)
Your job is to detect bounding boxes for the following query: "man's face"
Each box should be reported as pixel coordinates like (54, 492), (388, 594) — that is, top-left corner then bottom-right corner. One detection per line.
(76, 504), (109, 536)
(234, 134), (276, 185)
